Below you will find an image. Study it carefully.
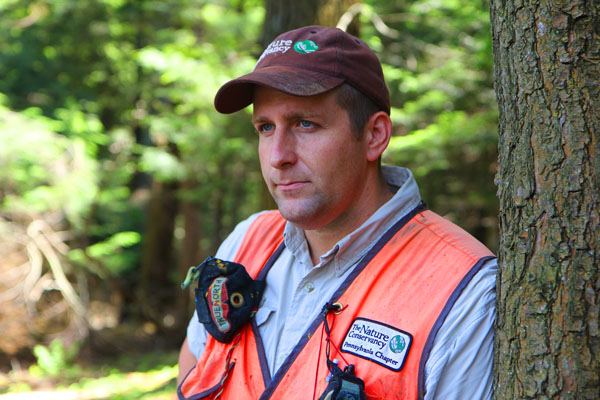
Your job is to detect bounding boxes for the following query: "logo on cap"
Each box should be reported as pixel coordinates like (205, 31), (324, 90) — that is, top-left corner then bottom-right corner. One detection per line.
(294, 40), (318, 54)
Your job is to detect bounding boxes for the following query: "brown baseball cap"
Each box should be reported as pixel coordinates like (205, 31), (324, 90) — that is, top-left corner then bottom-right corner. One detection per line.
(214, 25), (390, 115)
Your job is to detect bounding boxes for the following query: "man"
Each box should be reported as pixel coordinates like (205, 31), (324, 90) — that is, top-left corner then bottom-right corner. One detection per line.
(178, 26), (497, 400)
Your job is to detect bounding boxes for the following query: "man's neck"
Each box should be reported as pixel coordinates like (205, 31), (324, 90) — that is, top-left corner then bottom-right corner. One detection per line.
(304, 177), (393, 266)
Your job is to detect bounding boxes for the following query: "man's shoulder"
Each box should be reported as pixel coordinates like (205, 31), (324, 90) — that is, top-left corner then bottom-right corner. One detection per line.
(215, 210), (278, 259)
(250, 209), (284, 224)
(413, 209), (495, 258)
(238, 210), (285, 239)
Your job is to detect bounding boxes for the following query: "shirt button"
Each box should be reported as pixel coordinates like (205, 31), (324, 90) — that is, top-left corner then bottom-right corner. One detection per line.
(304, 282), (315, 293)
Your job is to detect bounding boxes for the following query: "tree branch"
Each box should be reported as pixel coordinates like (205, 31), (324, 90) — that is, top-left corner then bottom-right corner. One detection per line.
(337, 4), (400, 38)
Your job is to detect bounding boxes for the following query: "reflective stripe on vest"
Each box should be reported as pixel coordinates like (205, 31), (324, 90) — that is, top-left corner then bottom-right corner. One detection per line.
(179, 205), (495, 400)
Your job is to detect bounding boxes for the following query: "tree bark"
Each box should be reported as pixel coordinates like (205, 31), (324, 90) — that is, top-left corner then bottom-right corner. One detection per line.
(490, 0), (599, 398)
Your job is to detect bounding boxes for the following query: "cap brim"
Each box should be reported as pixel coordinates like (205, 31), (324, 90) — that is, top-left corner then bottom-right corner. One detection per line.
(214, 65), (345, 114)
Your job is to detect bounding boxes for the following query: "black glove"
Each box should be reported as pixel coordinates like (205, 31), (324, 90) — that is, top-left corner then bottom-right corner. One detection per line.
(194, 257), (265, 343)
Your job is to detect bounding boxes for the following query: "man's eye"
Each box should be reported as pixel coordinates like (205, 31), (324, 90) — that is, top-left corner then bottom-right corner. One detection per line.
(259, 123), (274, 133)
(299, 120), (314, 128)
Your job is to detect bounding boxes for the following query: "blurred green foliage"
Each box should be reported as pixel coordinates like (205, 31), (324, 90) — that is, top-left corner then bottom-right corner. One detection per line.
(0, 0), (266, 280)
(366, 0), (499, 245)
(0, 0), (498, 375)
(30, 339), (81, 379)
(4, 348), (178, 398)
(67, 364), (177, 399)
(0, 99), (99, 227)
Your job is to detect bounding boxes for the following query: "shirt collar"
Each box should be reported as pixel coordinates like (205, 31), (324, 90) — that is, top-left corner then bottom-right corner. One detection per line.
(283, 166), (422, 275)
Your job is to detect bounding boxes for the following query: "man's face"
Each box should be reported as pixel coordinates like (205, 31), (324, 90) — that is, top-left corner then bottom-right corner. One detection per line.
(252, 86), (371, 232)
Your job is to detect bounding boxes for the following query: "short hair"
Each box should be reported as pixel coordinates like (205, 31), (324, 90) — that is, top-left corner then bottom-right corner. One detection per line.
(334, 83), (382, 139)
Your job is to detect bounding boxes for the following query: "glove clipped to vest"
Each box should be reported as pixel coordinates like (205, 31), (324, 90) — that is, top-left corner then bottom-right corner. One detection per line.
(182, 257), (265, 343)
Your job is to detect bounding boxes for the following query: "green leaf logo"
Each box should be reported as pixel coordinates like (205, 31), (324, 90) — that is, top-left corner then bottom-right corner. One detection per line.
(294, 40), (318, 54)
(389, 335), (406, 353)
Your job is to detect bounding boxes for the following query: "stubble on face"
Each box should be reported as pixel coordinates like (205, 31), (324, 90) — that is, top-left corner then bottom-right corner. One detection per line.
(253, 87), (368, 233)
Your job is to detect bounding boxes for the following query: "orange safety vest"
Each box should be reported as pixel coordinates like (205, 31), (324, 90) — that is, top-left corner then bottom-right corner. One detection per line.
(179, 205), (495, 400)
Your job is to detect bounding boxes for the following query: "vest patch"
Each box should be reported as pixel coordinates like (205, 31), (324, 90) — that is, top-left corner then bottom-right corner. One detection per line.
(341, 317), (412, 372)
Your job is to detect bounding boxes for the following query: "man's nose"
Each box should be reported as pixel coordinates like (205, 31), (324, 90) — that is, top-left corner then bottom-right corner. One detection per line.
(269, 128), (297, 168)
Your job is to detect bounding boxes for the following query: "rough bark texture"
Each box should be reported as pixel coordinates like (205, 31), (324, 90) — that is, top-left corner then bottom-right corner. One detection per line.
(490, 0), (599, 398)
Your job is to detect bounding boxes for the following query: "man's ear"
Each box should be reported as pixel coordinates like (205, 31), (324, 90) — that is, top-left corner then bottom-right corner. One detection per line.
(363, 111), (392, 162)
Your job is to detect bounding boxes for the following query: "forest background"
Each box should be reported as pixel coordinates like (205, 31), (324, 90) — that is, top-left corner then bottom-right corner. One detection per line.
(0, 0), (499, 397)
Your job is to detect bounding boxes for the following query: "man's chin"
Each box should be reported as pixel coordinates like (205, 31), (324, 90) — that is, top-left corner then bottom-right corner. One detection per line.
(276, 205), (327, 231)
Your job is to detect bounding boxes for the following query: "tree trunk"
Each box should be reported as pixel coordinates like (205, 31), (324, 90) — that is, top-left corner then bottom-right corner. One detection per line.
(260, 0), (321, 47)
(261, 0), (359, 47)
(176, 179), (205, 328)
(140, 179), (178, 313)
(490, 0), (599, 398)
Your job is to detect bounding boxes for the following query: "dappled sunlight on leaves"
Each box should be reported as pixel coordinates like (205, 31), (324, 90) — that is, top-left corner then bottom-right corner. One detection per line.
(1, 351), (178, 400)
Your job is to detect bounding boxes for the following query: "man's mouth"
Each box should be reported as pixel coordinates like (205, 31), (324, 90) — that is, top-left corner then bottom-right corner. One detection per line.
(276, 181), (309, 191)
